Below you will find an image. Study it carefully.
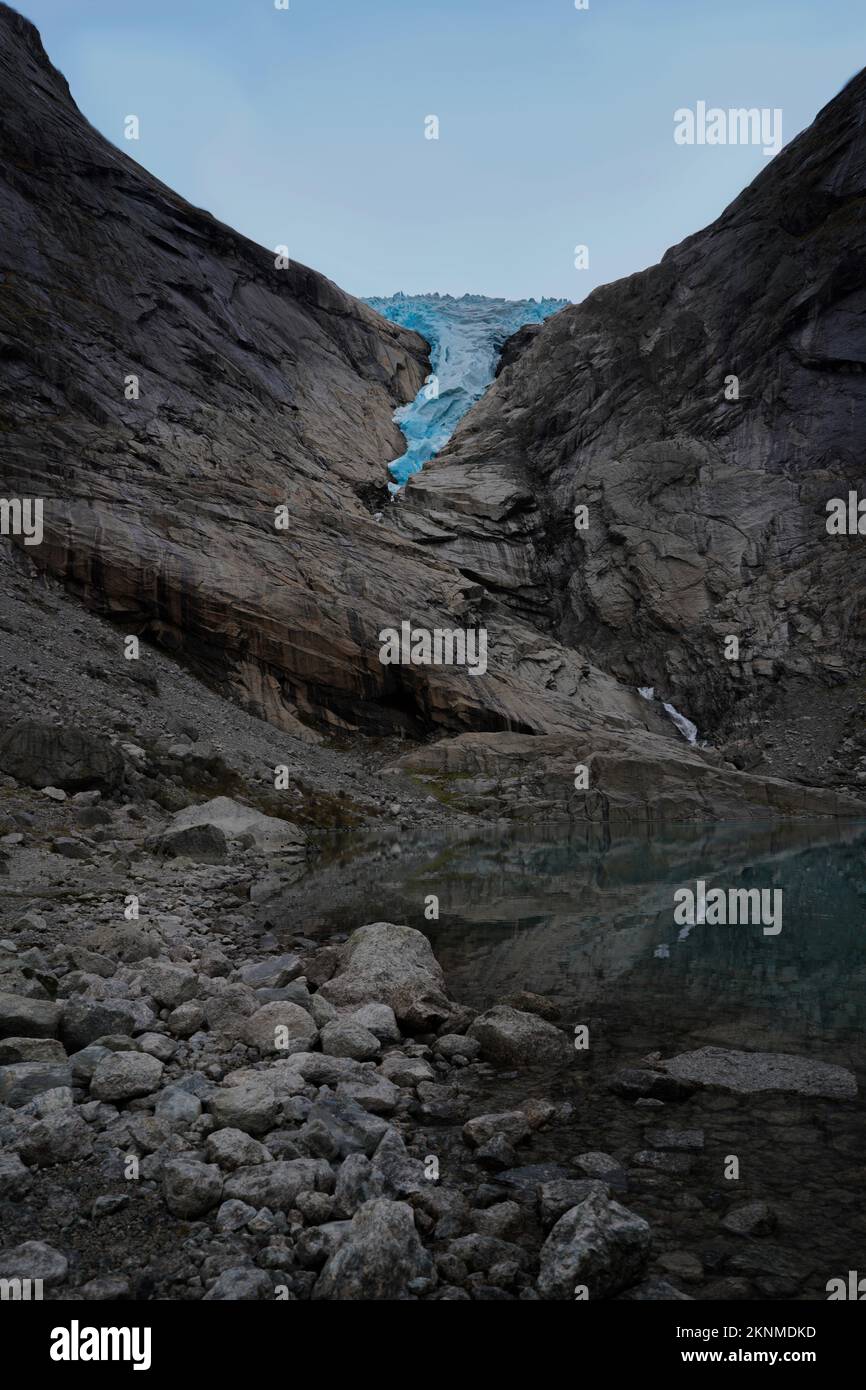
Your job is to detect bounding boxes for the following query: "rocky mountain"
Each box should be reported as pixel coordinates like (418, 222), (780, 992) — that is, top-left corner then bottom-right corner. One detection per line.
(0, 3), (863, 823)
(396, 71), (866, 789)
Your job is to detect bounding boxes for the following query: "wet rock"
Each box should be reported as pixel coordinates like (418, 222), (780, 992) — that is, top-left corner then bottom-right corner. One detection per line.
(721, 1201), (776, 1237)
(663, 1047), (857, 1100)
(90, 1051), (164, 1102)
(312, 1198), (434, 1300)
(319, 923), (453, 1030)
(619, 1277), (693, 1301)
(468, 1006), (570, 1066)
(463, 1110), (532, 1149)
(539, 1179), (609, 1227)
(646, 1129), (705, 1151)
(574, 1152), (628, 1187)
(537, 1189), (651, 1299)
(608, 1067), (695, 1101)
(632, 1150), (693, 1175)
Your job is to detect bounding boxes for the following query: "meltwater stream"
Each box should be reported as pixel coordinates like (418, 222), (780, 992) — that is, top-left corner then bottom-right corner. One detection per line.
(365, 293), (568, 486)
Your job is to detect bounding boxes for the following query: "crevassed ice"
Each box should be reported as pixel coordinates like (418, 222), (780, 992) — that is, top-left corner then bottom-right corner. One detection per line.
(365, 292), (569, 487)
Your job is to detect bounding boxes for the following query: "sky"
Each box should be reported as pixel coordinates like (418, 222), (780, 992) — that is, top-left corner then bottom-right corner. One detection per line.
(17, 0), (866, 302)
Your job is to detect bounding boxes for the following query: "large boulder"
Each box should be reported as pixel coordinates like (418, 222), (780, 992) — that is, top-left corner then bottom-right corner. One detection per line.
(0, 721), (122, 791)
(468, 1005), (570, 1066)
(0, 1061), (72, 1107)
(537, 1188), (651, 1299)
(242, 1001), (317, 1055)
(90, 1052), (164, 1102)
(320, 923), (452, 1030)
(0, 992), (60, 1040)
(312, 1199), (434, 1300)
(663, 1047), (857, 1100)
(167, 797), (305, 855)
(155, 823), (227, 863)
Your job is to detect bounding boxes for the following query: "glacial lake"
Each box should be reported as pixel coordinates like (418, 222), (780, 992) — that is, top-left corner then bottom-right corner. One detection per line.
(261, 819), (866, 1298)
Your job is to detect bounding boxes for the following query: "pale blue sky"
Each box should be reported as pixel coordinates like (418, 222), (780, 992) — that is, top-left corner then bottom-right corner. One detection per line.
(18, 0), (866, 300)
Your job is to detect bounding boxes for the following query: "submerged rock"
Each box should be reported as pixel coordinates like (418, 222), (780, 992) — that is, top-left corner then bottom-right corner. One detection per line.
(663, 1047), (857, 1100)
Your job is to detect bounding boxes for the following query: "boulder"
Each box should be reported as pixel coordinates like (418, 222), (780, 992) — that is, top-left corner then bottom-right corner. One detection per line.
(0, 722), (123, 792)
(162, 1159), (223, 1218)
(320, 1019), (381, 1061)
(0, 992), (60, 1040)
(90, 1052), (164, 1102)
(312, 1199), (434, 1300)
(320, 923), (452, 1030)
(468, 1006), (570, 1066)
(663, 1047), (857, 1100)
(537, 1188), (651, 1299)
(0, 1240), (68, 1286)
(242, 1001), (317, 1055)
(168, 797), (305, 855)
(155, 823), (227, 863)
(0, 1061), (72, 1107)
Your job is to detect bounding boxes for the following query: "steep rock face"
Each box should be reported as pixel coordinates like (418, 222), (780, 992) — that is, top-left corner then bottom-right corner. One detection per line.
(395, 72), (866, 776)
(0, 4), (432, 736)
(0, 5), (688, 750)
(1, 5), (862, 822)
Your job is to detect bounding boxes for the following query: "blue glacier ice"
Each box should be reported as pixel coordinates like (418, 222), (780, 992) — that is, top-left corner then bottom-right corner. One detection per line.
(365, 292), (569, 487)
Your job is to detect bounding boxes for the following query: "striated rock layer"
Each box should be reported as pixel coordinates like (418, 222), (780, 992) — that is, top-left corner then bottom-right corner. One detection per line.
(395, 70), (866, 783)
(1, 4), (863, 822)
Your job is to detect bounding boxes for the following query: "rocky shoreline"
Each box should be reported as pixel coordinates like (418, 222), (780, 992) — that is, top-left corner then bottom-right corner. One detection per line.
(1, 726), (860, 1301)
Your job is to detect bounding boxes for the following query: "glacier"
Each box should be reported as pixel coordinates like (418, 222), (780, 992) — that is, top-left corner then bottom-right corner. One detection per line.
(365, 292), (569, 487)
